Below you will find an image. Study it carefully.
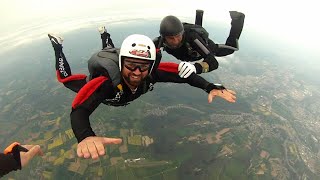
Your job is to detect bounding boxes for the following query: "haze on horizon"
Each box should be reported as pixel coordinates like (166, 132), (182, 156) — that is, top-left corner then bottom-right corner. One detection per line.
(0, 0), (319, 61)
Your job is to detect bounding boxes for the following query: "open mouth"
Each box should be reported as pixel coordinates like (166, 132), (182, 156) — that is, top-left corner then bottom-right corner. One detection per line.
(129, 73), (142, 81)
(130, 75), (140, 79)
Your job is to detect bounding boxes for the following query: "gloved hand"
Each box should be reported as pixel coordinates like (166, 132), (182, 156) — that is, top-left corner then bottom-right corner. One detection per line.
(178, 62), (196, 78)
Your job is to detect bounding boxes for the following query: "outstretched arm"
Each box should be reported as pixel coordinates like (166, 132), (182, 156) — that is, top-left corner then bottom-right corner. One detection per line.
(72, 107), (122, 160)
(70, 77), (122, 159)
(154, 62), (210, 88)
(71, 77), (112, 142)
(153, 62), (237, 103)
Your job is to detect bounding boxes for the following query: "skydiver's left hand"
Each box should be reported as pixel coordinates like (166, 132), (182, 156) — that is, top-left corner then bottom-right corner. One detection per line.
(208, 89), (236, 103)
(178, 62), (196, 78)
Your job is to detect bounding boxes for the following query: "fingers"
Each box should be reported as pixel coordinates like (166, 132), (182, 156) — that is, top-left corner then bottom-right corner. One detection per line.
(77, 143), (84, 158)
(178, 63), (188, 77)
(27, 145), (43, 156)
(224, 89), (237, 103)
(208, 93), (216, 103)
(77, 137), (122, 159)
(94, 141), (106, 156)
(180, 69), (191, 78)
(178, 62), (195, 78)
(184, 70), (193, 78)
(102, 137), (122, 145)
(77, 141), (95, 159)
(77, 143), (89, 158)
(208, 89), (237, 103)
(21, 145), (43, 156)
(20, 145), (42, 167)
(227, 96), (236, 103)
(226, 89), (236, 95)
(86, 141), (99, 159)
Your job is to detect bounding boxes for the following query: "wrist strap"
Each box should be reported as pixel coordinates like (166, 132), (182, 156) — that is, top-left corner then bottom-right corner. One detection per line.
(205, 83), (225, 93)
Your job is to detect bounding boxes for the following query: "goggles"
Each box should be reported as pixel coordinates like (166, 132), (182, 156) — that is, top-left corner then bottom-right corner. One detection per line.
(123, 59), (152, 72)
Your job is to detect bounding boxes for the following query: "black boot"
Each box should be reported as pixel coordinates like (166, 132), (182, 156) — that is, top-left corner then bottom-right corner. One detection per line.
(229, 11), (245, 20)
(48, 34), (63, 51)
(226, 11), (245, 48)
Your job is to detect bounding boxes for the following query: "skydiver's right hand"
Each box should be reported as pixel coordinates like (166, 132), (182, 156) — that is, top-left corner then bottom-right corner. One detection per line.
(77, 136), (122, 159)
(178, 62), (196, 78)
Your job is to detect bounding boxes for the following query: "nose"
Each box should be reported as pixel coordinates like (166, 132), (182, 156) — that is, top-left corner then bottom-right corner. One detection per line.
(132, 67), (142, 74)
(172, 37), (180, 44)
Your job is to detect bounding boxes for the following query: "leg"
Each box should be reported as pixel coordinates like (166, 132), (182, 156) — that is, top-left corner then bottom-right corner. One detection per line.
(48, 34), (87, 92)
(214, 11), (245, 56)
(207, 38), (236, 57)
(226, 11), (245, 48)
(98, 26), (115, 49)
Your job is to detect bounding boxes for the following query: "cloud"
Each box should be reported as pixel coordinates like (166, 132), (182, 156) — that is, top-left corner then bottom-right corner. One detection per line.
(0, 15), (159, 54)
(1, 0), (319, 55)
(0, 0), (203, 54)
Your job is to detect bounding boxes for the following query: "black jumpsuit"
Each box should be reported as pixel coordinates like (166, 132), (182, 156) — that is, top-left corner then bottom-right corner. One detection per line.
(153, 14), (245, 74)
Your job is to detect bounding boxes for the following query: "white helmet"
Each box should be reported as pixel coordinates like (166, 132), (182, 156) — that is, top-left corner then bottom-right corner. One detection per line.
(119, 34), (156, 73)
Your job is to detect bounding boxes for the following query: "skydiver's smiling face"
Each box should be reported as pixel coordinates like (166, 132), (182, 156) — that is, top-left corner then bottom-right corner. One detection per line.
(121, 58), (150, 89)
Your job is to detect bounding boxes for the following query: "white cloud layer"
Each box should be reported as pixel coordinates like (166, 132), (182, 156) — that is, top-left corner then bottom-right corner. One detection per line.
(0, 0), (319, 54)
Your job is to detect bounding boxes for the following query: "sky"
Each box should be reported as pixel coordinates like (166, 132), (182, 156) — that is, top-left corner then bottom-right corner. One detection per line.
(0, 0), (319, 56)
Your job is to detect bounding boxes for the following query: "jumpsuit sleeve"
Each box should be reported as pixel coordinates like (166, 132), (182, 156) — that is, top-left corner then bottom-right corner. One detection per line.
(0, 142), (24, 178)
(0, 153), (20, 177)
(153, 62), (217, 93)
(70, 76), (115, 142)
